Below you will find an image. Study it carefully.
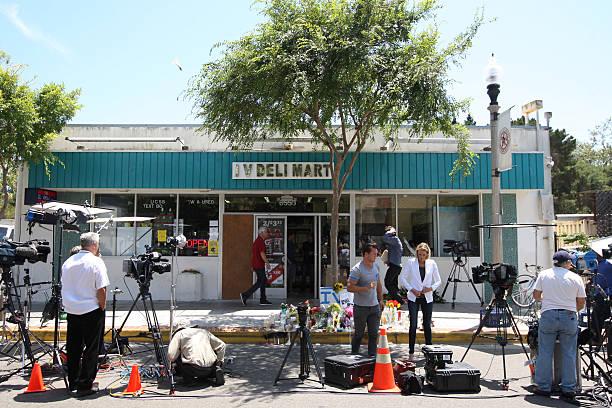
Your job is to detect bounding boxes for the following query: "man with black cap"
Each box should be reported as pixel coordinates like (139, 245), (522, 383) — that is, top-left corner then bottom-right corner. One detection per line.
(532, 250), (586, 403)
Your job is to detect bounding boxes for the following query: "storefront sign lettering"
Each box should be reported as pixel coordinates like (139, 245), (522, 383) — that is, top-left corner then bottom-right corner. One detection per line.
(232, 162), (331, 179)
(143, 199), (166, 209)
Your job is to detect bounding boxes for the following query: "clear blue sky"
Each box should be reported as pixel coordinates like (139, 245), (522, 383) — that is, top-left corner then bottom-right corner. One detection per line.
(1, 0), (610, 141)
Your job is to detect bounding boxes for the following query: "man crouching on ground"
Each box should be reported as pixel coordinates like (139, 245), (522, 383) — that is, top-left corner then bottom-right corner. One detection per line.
(168, 319), (226, 386)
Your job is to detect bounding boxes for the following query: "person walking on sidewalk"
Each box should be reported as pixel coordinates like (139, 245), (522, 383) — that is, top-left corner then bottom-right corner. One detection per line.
(382, 226), (403, 304)
(61, 232), (109, 397)
(532, 250), (586, 404)
(241, 227), (272, 305)
(348, 242), (383, 356)
(399, 242), (441, 361)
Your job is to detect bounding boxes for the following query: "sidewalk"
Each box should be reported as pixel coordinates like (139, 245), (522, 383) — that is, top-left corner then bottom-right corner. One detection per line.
(15, 300), (531, 345)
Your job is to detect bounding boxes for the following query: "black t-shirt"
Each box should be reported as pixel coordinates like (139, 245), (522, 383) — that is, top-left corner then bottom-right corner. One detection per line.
(419, 265), (426, 282)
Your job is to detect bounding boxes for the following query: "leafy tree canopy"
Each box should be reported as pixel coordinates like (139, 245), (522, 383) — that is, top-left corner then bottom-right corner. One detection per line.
(0, 53), (81, 218)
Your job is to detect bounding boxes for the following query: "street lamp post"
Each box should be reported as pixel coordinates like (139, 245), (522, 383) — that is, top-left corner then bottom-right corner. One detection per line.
(486, 55), (503, 264)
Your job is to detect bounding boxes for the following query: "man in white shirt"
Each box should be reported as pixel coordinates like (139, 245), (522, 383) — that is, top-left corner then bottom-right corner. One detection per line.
(168, 319), (226, 386)
(532, 250), (586, 403)
(61, 232), (109, 397)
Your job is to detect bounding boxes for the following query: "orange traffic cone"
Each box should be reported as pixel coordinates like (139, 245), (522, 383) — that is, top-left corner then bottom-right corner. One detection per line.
(368, 328), (400, 393)
(24, 362), (46, 393)
(121, 365), (142, 395)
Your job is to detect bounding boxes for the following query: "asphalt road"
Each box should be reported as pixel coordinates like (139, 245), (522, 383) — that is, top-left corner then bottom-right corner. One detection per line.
(0, 342), (596, 407)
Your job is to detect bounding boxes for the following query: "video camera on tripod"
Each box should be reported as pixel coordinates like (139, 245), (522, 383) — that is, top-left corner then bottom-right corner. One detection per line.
(0, 240), (50, 266)
(123, 246), (171, 286)
(471, 263), (517, 298)
(443, 239), (471, 258)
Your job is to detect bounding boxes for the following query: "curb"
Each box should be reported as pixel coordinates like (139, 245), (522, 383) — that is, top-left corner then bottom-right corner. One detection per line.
(24, 326), (526, 345)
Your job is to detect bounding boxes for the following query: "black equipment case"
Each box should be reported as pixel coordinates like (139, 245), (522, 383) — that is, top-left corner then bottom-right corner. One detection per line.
(427, 361), (481, 393)
(324, 354), (375, 388)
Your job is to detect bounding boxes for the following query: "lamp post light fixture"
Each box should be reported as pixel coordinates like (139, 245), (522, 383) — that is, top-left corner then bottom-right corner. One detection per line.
(485, 54), (503, 264)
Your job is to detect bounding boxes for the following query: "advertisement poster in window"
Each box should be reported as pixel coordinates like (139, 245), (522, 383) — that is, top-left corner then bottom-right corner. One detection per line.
(257, 217), (285, 288)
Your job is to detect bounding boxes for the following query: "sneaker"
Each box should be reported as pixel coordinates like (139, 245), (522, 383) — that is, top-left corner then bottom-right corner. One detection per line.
(531, 387), (551, 397)
(240, 293), (247, 306)
(560, 392), (578, 405)
(215, 367), (225, 386)
(259, 299), (272, 305)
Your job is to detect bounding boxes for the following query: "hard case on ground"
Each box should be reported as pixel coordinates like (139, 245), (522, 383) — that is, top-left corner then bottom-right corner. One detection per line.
(324, 354), (375, 388)
(427, 361), (481, 392)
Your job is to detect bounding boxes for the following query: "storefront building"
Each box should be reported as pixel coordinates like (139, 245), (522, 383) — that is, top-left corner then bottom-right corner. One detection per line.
(15, 124), (553, 304)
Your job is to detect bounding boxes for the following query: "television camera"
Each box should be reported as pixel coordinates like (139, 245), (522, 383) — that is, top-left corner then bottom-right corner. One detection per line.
(442, 239), (471, 257)
(472, 262), (517, 298)
(123, 247), (171, 286)
(603, 243), (612, 260)
(0, 240), (50, 267)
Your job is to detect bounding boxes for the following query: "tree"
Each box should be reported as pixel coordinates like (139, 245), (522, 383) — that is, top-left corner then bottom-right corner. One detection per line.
(549, 129), (578, 213)
(463, 113), (476, 126)
(188, 0), (481, 278)
(511, 116), (537, 126)
(0, 52), (81, 219)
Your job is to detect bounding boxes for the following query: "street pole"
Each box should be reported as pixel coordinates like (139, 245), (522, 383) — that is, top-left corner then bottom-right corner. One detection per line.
(485, 54), (503, 265)
(488, 84), (503, 264)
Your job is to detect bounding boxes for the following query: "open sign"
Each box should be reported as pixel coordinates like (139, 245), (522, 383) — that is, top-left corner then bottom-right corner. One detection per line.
(187, 239), (208, 249)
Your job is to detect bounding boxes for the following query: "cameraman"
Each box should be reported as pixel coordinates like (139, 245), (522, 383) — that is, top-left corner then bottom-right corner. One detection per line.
(168, 319), (226, 386)
(382, 226), (404, 304)
(532, 250), (586, 403)
(61, 232), (109, 397)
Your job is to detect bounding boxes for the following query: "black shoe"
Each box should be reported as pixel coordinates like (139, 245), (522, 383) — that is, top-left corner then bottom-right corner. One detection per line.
(531, 387), (551, 397)
(215, 367), (225, 386)
(560, 392), (578, 405)
(259, 299), (272, 305)
(240, 293), (247, 306)
(75, 388), (97, 398)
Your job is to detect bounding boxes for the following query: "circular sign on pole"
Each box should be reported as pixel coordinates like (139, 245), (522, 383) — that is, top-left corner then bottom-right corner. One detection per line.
(499, 127), (511, 154)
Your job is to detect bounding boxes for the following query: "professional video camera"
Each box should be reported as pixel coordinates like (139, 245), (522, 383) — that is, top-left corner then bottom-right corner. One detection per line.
(443, 240), (471, 257)
(472, 262), (517, 298)
(0, 240), (50, 267)
(123, 246), (171, 286)
(297, 302), (309, 328)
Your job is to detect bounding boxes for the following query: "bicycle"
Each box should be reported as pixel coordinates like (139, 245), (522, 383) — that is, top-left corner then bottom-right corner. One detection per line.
(510, 263), (543, 308)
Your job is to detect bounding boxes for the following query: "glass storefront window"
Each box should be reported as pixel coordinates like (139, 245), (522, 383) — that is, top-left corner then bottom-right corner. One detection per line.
(136, 195), (177, 256)
(225, 194), (349, 213)
(438, 195), (480, 257)
(397, 195), (437, 256)
(355, 195), (396, 256)
(178, 196), (219, 256)
(95, 194), (136, 256)
(320, 216), (351, 287)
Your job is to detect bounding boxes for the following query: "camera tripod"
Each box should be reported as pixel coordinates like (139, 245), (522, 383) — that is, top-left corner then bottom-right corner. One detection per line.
(461, 288), (529, 390)
(440, 254), (483, 309)
(0, 267), (54, 383)
(112, 279), (176, 393)
(274, 315), (324, 388)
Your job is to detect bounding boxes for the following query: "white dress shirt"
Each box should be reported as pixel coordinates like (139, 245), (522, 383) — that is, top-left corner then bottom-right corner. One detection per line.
(399, 258), (441, 303)
(61, 250), (109, 315)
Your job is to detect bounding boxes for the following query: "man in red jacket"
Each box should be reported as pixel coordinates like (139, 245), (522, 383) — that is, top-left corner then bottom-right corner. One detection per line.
(240, 227), (273, 305)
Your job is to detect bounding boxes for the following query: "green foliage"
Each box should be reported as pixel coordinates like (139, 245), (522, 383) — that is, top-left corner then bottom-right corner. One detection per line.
(511, 116), (537, 126)
(0, 54), (81, 219)
(561, 233), (595, 252)
(463, 113), (476, 126)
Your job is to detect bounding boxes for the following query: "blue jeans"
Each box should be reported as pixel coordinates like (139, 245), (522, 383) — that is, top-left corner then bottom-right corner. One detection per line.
(407, 298), (433, 354)
(535, 309), (578, 393)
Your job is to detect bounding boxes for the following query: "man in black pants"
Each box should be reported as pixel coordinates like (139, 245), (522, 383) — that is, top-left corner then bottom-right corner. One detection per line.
(382, 226), (404, 304)
(348, 242), (383, 356)
(61, 232), (109, 398)
(240, 226), (272, 305)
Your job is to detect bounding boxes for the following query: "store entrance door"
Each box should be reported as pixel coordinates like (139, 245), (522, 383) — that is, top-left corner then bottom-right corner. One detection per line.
(286, 216), (316, 300)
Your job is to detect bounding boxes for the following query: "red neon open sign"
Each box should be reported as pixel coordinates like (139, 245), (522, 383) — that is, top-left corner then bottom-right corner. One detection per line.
(186, 239), (208, 249)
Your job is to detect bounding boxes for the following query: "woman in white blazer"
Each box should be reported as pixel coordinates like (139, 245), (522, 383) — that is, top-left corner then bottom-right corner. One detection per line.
(399, 242), (441, 359)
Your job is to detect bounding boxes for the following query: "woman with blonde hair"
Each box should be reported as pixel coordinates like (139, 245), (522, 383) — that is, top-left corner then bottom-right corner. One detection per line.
(399, 242), (441, 360)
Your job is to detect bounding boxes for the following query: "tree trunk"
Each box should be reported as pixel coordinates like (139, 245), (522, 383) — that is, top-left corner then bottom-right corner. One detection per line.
(0, 165), (8, 220)
(329, 188), (340, 280)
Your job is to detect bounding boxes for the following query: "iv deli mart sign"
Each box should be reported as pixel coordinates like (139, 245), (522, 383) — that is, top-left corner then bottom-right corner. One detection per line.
(232, 162), (332, 179)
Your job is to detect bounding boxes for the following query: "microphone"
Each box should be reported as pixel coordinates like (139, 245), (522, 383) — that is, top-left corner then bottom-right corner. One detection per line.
(15, 246), (38, 259)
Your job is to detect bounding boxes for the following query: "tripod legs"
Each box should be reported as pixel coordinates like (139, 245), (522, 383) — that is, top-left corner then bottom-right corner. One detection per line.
(461, 297), (528, 389)
(440, 261), (484, 309)
(274, 327), (324, 388)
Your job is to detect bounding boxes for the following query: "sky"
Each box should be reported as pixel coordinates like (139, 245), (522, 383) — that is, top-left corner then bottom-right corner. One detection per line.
(1, 0), (611, 142)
